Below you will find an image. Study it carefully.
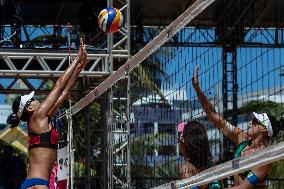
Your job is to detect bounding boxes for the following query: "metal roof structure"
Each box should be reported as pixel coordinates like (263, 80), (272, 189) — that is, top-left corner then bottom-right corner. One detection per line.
(1, 1), (284, 189)
(3, 0), (283, 27)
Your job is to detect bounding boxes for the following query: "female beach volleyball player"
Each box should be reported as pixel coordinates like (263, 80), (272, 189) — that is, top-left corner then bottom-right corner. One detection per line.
(178, 121), (223, 189)
(6, 38), (89, 189)
(192, 66), (283, 189)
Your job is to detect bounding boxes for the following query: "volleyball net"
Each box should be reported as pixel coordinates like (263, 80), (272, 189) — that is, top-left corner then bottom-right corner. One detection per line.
(59, 0), (284, 188)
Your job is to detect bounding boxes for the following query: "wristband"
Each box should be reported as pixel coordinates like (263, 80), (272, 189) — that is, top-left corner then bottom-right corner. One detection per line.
(225, 121), (235, 132)
(247, 171), (260, 186)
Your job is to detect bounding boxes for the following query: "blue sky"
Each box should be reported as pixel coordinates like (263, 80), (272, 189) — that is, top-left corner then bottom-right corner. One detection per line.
(0, 95), (4, 103)
(0, 78), (45, 104)
(0, 27), (283, 104)
(157, 28), (283, 103)
(0, 26), (70, 104)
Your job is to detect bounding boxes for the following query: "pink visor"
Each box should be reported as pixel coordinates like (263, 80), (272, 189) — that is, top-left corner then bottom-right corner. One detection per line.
(177, 121), (186, 132)
(177, 121), (187, 140)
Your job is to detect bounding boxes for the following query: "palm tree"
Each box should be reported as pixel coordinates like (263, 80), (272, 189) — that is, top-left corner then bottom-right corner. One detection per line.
(130, 132), (178, 187)
(130, 35), (171, 105)
(239, 100), (284, 120)
(131, 61), (168, 103)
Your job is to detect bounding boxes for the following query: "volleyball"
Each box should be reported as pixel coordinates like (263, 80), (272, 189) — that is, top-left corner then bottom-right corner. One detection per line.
(98, 7), (123, 33)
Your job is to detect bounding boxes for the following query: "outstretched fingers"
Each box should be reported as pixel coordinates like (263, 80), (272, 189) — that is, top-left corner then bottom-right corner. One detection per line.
(192, 65), (199, 87)
(78, 38), (84, 61)
(83, 44), (90, 66)
(194, 65), (199, 78)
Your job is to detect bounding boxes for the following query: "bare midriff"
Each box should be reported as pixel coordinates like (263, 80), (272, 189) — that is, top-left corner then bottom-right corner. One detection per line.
(27, 147), (57, 180)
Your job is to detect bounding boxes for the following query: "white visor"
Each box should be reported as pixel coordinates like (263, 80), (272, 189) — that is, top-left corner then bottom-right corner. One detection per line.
(252, 112), (273, 137)
(18, 91), (35, 117)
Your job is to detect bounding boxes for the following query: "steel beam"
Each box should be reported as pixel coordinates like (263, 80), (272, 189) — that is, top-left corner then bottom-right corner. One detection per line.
(0, 49), (127, 94)
(0, 70), (109, 77)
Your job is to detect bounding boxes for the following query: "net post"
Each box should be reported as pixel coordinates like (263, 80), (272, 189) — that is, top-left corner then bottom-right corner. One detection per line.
(107, 0), (114, 188)
(222, 46), (238, 186)
(126, 73), (131, 189)
(66, 109), (74, 189)
(84, 105), (92, 189)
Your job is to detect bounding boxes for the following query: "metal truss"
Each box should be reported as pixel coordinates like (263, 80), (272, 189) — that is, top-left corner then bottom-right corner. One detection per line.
(0, 0), (130, 188)
(0, 49), (128, 95)
(0, 23), (132, 52)
(111, 78), (131, 189)
(0, 25), (75, 48)
(222, 47), (238, 159)
(132, 26), (284, 48)
(107, 0), (131, 188)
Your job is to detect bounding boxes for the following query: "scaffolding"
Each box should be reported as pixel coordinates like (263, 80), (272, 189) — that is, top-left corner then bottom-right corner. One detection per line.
(1, 0), (284, 188)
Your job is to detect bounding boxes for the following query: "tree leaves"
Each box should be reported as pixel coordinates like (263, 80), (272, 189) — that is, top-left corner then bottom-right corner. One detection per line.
(240, 101), (284, 120)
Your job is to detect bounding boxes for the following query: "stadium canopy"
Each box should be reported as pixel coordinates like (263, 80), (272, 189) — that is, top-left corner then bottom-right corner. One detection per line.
(7, 0), (284, 27)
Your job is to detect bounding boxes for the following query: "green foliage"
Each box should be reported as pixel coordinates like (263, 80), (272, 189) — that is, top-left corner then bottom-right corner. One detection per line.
(240, 100), (284, 120)
(131, 133), (156, 163)
(74, 102), (101, 161)
(267, 159), (284, 188)
(131, 41), (169, 104)
(74, 161), (97, 178)
(267, 129), (284, 185)
(74, 161), (85, 178)
(131, 63), (168, 103)
(269, 160), (284, 179)
(130, 133), (177, 178)
(155, 160), (178, 178)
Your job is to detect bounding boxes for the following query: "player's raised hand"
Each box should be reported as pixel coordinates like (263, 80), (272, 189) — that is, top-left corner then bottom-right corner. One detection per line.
(192, 65), (199, 88)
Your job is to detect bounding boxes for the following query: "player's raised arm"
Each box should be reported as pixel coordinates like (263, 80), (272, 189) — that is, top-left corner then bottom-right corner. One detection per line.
(192, 66), (245, 144)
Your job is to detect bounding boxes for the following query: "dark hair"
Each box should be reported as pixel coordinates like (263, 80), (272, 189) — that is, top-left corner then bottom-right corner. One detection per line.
(7, 113), (20, 128)
(183, 121), (213, 170)
(19, 109), (30, 122)
(12, 96), (21, 113)
(7, 96), (21, 127)
(7, 96), (31, 127)
(268, 114), (284, 137)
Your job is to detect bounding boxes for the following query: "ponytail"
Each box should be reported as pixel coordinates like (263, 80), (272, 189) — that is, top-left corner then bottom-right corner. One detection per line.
(7, 113), (20, 128)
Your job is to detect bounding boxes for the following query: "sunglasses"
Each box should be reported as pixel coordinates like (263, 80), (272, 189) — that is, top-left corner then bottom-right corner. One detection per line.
(249, 117), (266, 129)
(25, 98), (36, 108)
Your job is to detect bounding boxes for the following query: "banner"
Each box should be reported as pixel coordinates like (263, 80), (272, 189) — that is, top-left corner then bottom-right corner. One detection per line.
(57, 146), (69, 181)
(49, 146), (68, 189)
